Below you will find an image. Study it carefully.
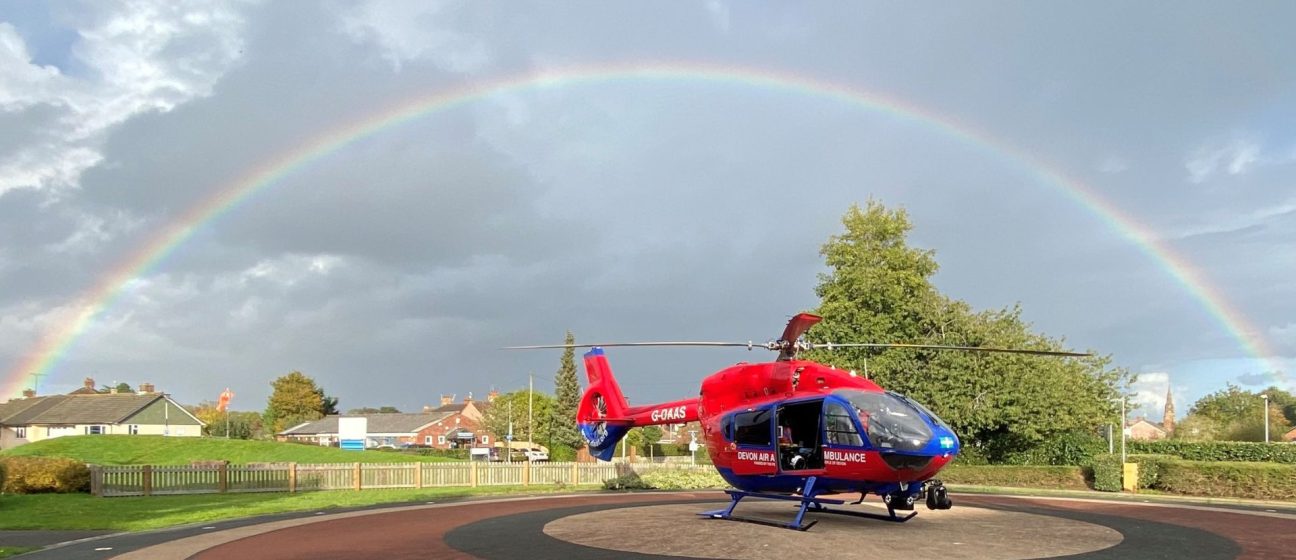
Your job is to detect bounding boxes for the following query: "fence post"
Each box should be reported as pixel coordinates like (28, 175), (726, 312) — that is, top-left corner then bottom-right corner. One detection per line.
(523, 461), (531, 486)
(414, 463), (423, 489)
(354, 463), (362, 491)
(572, 462), (579, 485)
(218, 463), (229, 493)
(470, 462), (478, 487)
(142, 465), (153, 496)
(289, 463), (297, 493)
(89, 465), (101, 496)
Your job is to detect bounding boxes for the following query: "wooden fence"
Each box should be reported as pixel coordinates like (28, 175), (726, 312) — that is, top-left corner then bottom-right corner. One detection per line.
(89, 461), (711, 497)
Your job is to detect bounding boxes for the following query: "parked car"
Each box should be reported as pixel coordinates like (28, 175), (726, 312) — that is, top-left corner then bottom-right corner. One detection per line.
(523, 448), (548, 462)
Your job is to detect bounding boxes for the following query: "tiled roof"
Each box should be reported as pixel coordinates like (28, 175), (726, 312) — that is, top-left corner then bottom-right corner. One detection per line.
(281, 412), (453, 435)
(0, 394), (164, 425)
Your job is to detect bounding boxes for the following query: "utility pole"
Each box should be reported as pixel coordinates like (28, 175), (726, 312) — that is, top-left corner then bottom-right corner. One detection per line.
(507, 400), (514, 463)
(1262, 394), (1270, 443)
(1120, 397), (1126, 465)
(528, 373), (534, 447)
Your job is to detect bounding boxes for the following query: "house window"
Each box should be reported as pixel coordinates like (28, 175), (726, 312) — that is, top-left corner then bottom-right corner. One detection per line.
(425, 436), (433, 445)
(129, 425), (139, 435)
(86, 425), (104, 435)
(480, 435), (489, 445)
(437, 435), (446, 445)
(15, 427), (26, 438)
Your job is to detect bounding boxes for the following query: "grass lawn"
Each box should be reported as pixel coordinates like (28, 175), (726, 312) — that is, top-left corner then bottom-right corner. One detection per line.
(0, 548), (39, 559)
(0, 485), (601, 531)
(0, 435), (458, 465)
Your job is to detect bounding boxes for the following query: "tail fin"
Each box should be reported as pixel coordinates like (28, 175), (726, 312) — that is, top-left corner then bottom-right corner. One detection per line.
(576, 348), (632, 461)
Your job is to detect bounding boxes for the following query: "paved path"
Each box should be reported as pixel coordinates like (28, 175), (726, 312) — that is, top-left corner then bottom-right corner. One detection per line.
(0, 530), (113, 548)
(13, 491), (1296, 559)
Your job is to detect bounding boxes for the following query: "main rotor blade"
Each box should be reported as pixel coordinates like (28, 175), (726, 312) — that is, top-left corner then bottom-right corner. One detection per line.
(505, 341), (764, 350)
(810, 342), (1090, 357)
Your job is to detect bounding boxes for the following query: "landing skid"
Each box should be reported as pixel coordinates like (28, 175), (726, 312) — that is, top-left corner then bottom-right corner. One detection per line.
(698, 476), (916, 531)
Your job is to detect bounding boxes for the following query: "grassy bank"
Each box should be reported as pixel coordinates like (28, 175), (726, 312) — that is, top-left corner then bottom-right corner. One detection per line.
(0, 436), (457, 465)
(0, 485), (599, 531)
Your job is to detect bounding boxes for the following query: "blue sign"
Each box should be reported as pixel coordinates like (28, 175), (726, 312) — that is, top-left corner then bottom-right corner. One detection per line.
(340, 439), (365, 451)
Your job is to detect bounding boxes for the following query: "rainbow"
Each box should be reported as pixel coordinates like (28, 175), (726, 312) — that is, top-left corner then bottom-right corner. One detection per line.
(4, 61), (1286, 397)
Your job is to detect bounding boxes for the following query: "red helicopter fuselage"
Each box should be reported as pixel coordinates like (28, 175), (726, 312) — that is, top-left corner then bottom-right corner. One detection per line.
(577, 347), (961, 498)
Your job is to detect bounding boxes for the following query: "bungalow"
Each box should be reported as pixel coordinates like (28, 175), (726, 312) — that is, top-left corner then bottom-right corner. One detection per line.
(0, 381), (203, 450)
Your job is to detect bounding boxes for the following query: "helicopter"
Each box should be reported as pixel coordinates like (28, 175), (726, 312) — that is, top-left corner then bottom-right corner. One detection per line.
(511, 313), (1088, 530)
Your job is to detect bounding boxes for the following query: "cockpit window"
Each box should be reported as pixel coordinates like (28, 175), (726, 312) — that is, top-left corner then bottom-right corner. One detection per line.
(835, 390), (934, 452)
(893, 392), (952, 431)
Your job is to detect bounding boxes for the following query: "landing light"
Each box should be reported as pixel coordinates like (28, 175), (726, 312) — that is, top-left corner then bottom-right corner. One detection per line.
(939, 437), (955, 449)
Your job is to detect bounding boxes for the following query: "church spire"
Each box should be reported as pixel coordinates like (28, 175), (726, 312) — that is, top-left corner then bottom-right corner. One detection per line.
(1163, 382), (1176, 435)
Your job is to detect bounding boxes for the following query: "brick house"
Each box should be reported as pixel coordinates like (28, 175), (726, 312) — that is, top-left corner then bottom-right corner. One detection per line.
(1126, 417), (1168, 441)
(280, 394), (493, 449)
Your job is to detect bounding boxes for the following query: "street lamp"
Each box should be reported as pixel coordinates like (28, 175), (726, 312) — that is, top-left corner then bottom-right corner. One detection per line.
(1262, 394), (1270, 443)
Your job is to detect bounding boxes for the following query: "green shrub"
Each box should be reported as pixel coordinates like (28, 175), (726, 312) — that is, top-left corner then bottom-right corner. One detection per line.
(1156, 460), (1296, 501)
(1127, 454), (1177, 489)
(1090, 453), (1123, 491)
(0, 457), (91, 494)
(602, 473), (647, 490)
(1001, 432), (1109, 466)
(939, 465), (1088, 490)
(1128, 441), (1296, 463)
(0, 461), (6, 492)
(639, 469), (727, 490)
(408, 448), (469, 460)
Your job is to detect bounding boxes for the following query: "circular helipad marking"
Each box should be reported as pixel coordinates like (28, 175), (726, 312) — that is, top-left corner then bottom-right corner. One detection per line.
(544, 502), (1122, 560)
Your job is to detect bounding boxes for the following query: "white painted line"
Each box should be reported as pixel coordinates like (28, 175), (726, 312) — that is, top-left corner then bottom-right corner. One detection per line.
(94, 547), (113, 551)
(202, 526), (216, 530)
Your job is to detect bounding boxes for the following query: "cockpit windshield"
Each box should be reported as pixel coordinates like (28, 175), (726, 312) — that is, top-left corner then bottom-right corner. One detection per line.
(835, 390), (935, 453)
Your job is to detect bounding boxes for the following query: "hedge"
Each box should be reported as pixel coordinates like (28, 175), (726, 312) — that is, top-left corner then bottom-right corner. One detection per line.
(1128, 441), (1296, 464)
(940, 465), (1089, 491)
(603, 469), (727, 490)
(1155, 460), (1296, 501)
(0, 456), (91, 494)
(1091, 453), (1179, 491)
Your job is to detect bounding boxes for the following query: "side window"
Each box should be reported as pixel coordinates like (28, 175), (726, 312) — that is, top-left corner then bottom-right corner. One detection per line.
(734, 409), (771, 447)
(721, 415), (734, 441)
(825, 402), (863, 447)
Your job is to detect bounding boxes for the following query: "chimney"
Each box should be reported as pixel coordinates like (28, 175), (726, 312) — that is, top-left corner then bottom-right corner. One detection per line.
(139, 383), (155, 394)
(84, 377), (96, 390)
(22, 388), (36, 398)
(488, 389), (499, 403)
(440, 394), (453, 406)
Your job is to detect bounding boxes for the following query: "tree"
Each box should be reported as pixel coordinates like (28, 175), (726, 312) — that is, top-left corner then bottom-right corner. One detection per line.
(625, 426), (664, 456)
(804, 201), (1127, 459)
(346, 406), (401, 414)
(194, 402), (265, 439)
(98, 382), (134, 394)
(550, 331), (585, 457)
(480, 390), (555, 448)
(321, 394), (340, 415)
(263, 371), (328, 434)
(1189, 384), (1296, 441)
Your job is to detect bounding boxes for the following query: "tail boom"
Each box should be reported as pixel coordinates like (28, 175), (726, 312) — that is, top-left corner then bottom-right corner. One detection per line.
(575, 348), (698, 461)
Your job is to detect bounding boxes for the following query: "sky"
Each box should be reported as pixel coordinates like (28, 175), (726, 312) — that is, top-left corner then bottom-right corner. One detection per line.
(1, 1), (1293, 422)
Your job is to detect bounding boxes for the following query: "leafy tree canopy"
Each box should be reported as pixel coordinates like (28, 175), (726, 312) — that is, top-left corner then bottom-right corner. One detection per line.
(481, 390), (555, 448)
(347, 406), (401, 414)
(263, 371), (330, 434)
(804, 201), (1128, 459)
(1188, 384), (1295, 441)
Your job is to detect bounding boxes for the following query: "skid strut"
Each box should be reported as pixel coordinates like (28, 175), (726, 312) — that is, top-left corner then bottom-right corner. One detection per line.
(698, 476), (917, 531)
